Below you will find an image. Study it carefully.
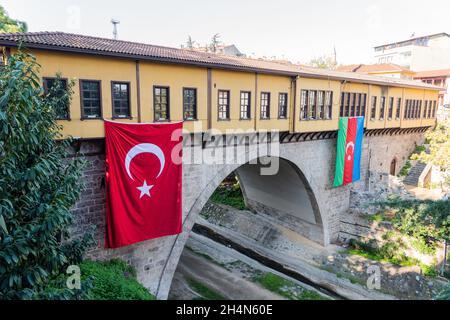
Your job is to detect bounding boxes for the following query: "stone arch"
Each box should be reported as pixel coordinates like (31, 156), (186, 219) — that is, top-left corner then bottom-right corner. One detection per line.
(155, 153), (329, 299)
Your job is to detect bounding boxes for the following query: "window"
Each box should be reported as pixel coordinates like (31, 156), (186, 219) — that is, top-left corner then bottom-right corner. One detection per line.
(432, 101), (437, 118)
(344, 93), (350, 117)
(183, 88), (196, 121)
(218, 90), (230, 120)
(260, 92), (270, 119)
(308, 91), (316, 119)
(154, 86), (170, 121)
(361, 94), (366, 117)
(349, 93), (355, 117)
(325, 91), (333, 119)
(240, 91), (251, 120)
(423, 100), (428, 118)
(370, 96), (377, 120)
(111, 82), (130, 118)
(354, 94), (360, 117)
(379, 97), (386, 120)
(417, 101), (422, 118)
(80, 80), (101, 119)
(43, 78), (70, 120)
(340, 93), (345, 117)
(388, 97), (394, 119)
(396, 98), (401, 119)
(316, 91), (324, 119)
(428, 100), (432, 118)
(300, 90), (308, 120)
(278, 93), (288, 119)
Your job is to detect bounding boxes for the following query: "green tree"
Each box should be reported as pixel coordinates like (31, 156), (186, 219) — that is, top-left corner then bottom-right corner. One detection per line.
(210, 33), (221, 53)
(0, 5), (27, 33)
(435, 283), (450, 300)
(186, 35), (196, 49)
(0, 51), (92, 299)
(380, 196), (450, 276)
(307, 55), (337, 70)
(411, 123), (450, 185)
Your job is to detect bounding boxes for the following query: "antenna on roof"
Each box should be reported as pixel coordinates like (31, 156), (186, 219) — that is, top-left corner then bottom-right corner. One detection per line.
(111, 19), (120, 40)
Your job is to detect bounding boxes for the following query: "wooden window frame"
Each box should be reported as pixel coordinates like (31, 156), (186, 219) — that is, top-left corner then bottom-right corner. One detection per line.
(300, 90), (308, 120)
(260, 92), (271, 120)
(370, 96), (377, 120)
(111, 81), (132, 119)
(218, 90), (230, 121)
(43, 77), (70, 120)
(361, 94), (366, 117)
(182, 87), (197, 121)
(387, 97), (394, 120)
(239, 91), (251, 120)
(308, 90), (316, 120)
(344, 93), (350, 117)
(278, 92), (288, 119)
(153, 86), (170, 122)
(80, 79), (102, 120)
(379, 96), (386, 120)
(325, 91), (333, 119)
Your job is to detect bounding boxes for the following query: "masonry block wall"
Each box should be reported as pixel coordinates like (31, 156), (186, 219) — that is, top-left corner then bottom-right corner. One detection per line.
(69, 131), (425, 299)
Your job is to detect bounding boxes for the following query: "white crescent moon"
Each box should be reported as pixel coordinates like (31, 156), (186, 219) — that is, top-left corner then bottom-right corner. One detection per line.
(124, 143), (165, 181)
(346, 141), (355, 153)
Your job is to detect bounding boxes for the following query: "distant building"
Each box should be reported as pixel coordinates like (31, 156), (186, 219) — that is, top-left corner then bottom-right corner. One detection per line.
(414, 69), (450, 119)
(374, 33), (450, 71)
(336, 63), (416, 79)
(216, 44), (245, 57)
(191, 44), (245, 57)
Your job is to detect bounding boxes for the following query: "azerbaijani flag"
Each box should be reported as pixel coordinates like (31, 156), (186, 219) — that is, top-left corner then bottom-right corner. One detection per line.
(333, 117), (364, 187)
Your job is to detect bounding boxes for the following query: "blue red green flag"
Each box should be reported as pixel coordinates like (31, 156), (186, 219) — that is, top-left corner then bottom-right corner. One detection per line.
(333, 117), (364, 187)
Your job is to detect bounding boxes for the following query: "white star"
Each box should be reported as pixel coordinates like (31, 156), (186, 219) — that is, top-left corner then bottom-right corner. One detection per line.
(137, 180), (154, 199)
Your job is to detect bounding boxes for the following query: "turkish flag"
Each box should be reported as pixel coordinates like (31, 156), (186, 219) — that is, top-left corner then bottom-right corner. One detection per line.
(104, 121), (183, 249)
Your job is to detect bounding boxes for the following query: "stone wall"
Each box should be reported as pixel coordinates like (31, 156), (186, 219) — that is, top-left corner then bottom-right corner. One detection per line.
(69, 131), (425, 299)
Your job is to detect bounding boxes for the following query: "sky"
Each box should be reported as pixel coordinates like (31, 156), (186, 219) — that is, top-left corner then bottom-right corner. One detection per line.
(2, 0), (450, 65)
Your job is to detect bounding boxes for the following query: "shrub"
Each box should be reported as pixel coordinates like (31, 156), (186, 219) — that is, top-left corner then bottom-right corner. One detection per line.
(80, 259), (155, 300)
(398, 160), (412, 177)
(0, 51), (91, 299)
(210, 178), (246, 210)
(435, 283), (450, 300)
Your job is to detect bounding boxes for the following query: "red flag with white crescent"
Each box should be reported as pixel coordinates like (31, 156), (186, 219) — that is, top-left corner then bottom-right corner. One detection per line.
(104, 121), (183, 249)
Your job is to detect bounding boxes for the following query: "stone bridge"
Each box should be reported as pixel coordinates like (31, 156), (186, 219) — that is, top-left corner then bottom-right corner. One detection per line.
(70, 128), (427, 299)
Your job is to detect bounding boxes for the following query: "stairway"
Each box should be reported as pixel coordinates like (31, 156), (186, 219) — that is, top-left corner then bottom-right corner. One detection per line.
(403, 162), (427, 186)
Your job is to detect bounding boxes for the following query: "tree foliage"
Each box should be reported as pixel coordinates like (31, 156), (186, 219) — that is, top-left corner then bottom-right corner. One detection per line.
(0, 5), (27, 33)
(210, 33), (221, 53)
(186, 35), (196, 49)
(411, 123), (450, 173)
(307, 55), (337, 70)
(0, 51), (92, 299)
(379, 197), (450, 243)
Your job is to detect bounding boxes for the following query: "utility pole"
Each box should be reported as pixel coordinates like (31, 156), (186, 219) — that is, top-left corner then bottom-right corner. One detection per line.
(111, 19), (120, 40)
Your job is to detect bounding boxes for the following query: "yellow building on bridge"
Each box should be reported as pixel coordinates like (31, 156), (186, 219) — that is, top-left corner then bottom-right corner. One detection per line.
(0, 32), (440, 139)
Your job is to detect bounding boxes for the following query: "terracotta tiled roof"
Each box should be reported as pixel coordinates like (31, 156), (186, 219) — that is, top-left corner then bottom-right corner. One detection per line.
(335, 64), (363, 72)
(0, 31), (440, 90)
(414, 69), (450, 78)
(336, 63), (413, 74)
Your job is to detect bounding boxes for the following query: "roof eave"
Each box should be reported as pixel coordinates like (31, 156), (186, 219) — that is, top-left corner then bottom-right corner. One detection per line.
(0, 40), (299, 77)
(0, 40), (441, 91)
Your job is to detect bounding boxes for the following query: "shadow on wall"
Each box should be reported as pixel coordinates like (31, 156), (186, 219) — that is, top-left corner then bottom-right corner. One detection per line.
(234, 158), (325, 245)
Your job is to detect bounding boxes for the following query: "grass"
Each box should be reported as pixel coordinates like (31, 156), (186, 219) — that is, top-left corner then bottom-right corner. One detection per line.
(186, 277), (227, 300)
(80, 259), (155, 300)
(410, 237), (437, 255)
(210, 181), (246, 210)
(253, 272), (327, 300)
(398, 160), (412, 177)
